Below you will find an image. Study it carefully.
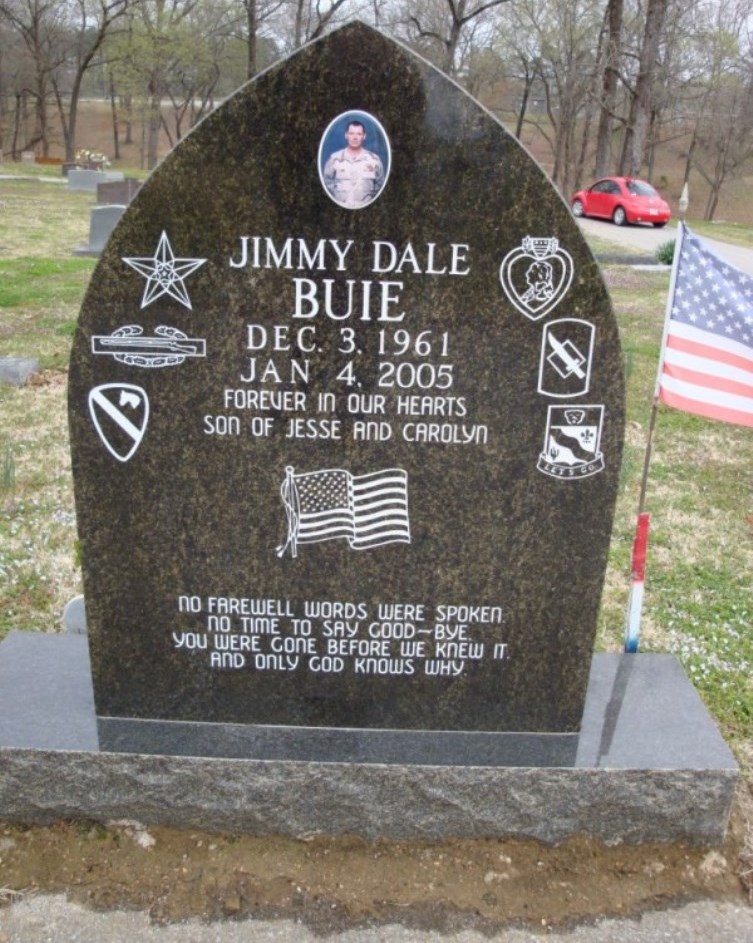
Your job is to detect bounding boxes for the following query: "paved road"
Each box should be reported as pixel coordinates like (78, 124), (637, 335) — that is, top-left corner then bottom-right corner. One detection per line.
(1, 895), (752, 942)
(577, 217), (753, 276)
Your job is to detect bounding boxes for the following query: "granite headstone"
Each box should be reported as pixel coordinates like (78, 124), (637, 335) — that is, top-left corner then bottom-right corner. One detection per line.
(96, 179), (142, 205)
(67, 169), (124, 192)
(74, 204), (126, 256)
(68, 23), (625, 762)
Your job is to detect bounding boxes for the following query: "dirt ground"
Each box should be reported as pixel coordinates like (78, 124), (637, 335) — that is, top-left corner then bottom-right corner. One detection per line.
(1, 787), (751, 935)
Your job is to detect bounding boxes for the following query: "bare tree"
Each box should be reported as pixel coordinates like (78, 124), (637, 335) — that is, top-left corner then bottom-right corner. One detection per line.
(109, 0), (204, 168)
(618, 0), (668, 176)
(0, 20), (33, 157)
(50, 0), (133, 162)
(681, 0), (753, 218)
(396, 0), (513, 78)
(239, 0), (287, 77)
(695, 78), (753, 219)
(0, 0), (67, 156)
(291, 0), (352, 46)
(495, 0), (603, 195)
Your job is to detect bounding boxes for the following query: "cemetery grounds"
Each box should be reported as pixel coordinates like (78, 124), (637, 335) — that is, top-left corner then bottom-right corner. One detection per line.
(0, 164), (751, 931)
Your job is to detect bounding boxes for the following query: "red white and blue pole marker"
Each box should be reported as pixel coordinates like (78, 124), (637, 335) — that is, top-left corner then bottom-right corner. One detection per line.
(624, 512), (650, 653)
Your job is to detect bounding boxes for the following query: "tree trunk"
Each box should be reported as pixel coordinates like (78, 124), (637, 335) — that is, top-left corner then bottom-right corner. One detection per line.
(574, 94), (597, 192)
(12, 92), (22, 160)
(246, 0), (257, 78)
(515, 59), (533, 140)
(0, 48), (5, 159)
(147, 89), (161, 169)
(123, 94), (133, 145)
(52, 82), (71, 160)
(704, 184), (720, 221)
(110, 76), (121, 160)
(34, 65), (49, 157)
(704, 133), (731, 221)
(294, 0), (305, 47)
(619, 0), (667, 177)
(62, 69), (85, 163)
(646, 106), (658, 181)
(139, 110), (146, 169)
(594, 0), (623, 177)
(444, 10), (463, 76)
(682, 124), (697, 186)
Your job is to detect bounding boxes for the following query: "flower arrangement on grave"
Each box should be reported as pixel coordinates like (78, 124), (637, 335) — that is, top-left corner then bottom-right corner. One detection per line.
(75, 148), (110, 170)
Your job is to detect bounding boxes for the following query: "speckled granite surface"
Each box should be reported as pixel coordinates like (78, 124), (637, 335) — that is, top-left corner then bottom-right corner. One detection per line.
(68, 24), (624, 737)
(0, 634), (737, 844)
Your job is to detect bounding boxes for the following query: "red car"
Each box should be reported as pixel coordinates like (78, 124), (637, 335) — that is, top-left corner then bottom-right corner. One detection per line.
(570, 177), (671, 227)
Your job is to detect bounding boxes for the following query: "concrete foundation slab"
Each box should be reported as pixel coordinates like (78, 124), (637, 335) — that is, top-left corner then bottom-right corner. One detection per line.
(0, 632), (738, 845)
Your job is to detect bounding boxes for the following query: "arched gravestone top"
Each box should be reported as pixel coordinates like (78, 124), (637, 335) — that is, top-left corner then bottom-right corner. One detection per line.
(68, 23), (625, 760)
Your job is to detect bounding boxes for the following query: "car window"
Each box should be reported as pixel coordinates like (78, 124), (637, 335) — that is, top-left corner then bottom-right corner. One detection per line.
(591, 181), (612, 194)
(627, 181), (657, 197)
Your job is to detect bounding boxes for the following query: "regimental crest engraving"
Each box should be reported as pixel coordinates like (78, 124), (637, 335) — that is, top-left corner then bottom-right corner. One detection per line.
(499, 236), (574, 321)
(91, 325), (207, 368)
(278, 465), (410, 558)
(88, 383), (150, 463)
(538, 318), (595, 398)
(538, 405), (605, 480)
(123, 231), (206, 310)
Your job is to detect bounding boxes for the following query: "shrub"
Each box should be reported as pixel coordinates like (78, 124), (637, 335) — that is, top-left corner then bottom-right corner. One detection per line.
(655, 239), (676, 265)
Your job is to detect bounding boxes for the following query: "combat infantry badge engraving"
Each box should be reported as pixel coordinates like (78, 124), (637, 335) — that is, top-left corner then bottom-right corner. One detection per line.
(500, 236), (574, 321)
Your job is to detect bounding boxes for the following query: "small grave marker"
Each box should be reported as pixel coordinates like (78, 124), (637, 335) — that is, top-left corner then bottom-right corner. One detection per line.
(0, 357), (40, 387)
(74, 205), (126, 256)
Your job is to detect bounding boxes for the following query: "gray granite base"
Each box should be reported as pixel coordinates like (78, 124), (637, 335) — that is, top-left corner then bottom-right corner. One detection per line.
(0, 631), (738, 845)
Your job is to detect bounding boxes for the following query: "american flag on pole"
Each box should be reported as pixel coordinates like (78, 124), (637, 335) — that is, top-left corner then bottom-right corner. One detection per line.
(656, 222), (753, 428)
(277, 466), (411, 558)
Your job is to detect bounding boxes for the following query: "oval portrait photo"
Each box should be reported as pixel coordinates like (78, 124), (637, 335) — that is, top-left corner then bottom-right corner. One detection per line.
(318, 110), (391, 210)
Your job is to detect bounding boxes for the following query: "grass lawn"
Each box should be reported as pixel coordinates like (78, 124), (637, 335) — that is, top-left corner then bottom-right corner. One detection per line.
(0, 169), (751, 763)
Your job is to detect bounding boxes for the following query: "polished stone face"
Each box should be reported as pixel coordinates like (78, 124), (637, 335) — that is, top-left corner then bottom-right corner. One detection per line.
(68, 23), (624, 735)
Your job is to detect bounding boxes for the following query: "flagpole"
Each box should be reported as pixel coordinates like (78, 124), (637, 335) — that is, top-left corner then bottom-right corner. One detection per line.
(624, 221), (686, 652)
(653, 220), (686, 399)
(637, 219), (686, 513)
(636, 398), (658, 518)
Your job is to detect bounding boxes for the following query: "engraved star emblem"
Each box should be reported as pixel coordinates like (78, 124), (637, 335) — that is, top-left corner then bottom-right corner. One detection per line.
(123, 231), (206, 310)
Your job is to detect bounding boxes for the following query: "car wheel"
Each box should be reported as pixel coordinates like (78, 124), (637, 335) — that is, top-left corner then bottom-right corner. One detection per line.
(653, 222), (666, 228)
(571, 199), (585, 218)
(612, 206), (627, 226)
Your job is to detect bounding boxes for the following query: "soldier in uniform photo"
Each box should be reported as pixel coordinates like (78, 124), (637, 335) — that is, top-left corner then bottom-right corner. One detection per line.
(321, 116), (387, 209)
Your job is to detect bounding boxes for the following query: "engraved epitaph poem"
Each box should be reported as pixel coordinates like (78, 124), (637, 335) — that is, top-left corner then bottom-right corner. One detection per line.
(68, 24), (625, 752)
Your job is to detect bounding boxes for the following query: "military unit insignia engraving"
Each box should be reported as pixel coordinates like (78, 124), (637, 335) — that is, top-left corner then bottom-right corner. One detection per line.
(88, 383), (150, 463)
(537, 405), (605, 479)
(538, 318), (594, 399)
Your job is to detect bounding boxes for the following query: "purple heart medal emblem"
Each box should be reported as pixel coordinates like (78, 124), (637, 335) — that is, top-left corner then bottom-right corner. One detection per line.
(499, 236), (574, 321)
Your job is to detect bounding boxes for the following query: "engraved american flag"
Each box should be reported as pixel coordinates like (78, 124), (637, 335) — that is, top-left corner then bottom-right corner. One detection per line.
(278, 466), (411, 558)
